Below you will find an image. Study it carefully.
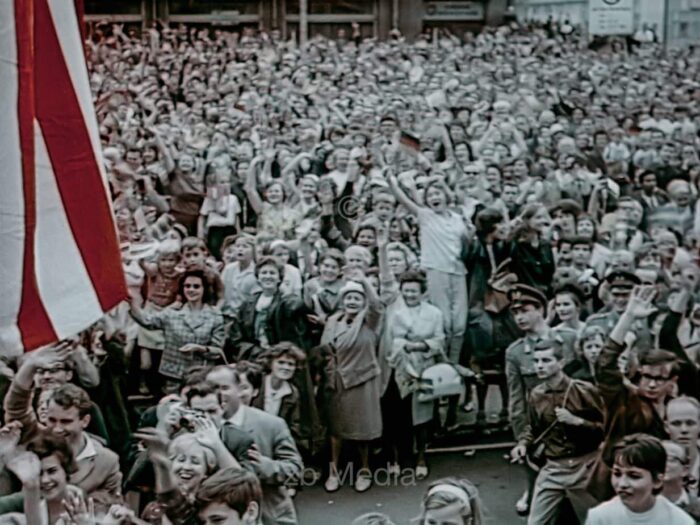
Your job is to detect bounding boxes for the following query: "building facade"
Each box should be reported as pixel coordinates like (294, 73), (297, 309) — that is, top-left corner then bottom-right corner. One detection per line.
(513, 0), (700, 46)
(84, 0), (515, 40)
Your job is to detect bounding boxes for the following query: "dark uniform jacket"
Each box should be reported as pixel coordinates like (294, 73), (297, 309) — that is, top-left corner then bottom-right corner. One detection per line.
(505, 328), (577, 438)
(518, 375), (605, 459)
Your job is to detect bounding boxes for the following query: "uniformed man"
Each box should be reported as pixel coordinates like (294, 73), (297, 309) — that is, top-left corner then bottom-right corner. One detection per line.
(510, 339), (605, 524)
(586, 270), (653, 353)
(505, 284), (577, 445)
(505, 284), (577, 515)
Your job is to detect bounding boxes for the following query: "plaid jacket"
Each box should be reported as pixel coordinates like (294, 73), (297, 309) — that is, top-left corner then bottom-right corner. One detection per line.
(141, 304), (226, 379)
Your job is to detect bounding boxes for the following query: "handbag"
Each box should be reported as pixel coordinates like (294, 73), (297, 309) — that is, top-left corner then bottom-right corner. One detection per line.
(414, 363), (465, 402)
(584, 411), (621, 502)
(525, 379), (575, 472)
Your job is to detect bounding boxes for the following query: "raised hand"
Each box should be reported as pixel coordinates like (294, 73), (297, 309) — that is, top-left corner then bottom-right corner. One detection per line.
(5, 451), (41, 486)
(667, 288), (691, 314)
(60, 492), (95, 525)
(156, 399), (184, 437)
(29, 341), (73, 368)
(193, 415), (222, 451)
(0, 421), (22, 462)
(133, 427), (171, 464)
(376, 221), (390, 248)
(624, 285), (657, 319)
(343, 266), (366, 283)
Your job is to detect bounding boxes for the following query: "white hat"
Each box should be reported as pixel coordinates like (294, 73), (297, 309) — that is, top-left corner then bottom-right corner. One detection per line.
(339, 281), (365, 298)
(550, 123), (566, 135)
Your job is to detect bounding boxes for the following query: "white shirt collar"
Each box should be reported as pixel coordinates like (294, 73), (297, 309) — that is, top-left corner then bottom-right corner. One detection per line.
(75, 435), (97, 462)
(265, 375), (292, 400)
(228, 404), (247, 427)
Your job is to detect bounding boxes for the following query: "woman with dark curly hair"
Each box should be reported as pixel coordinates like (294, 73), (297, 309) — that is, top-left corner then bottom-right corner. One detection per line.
(252, 342), (306, 440)
(129, 269), (226, 392)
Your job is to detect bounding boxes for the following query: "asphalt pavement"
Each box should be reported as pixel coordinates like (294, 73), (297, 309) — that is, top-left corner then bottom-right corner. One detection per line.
(295, 448), (528, 524)
(295, 383), (527, 524)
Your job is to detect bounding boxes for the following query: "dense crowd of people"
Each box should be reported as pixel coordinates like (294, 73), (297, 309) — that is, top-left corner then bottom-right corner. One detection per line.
(0, 16), (699, 524)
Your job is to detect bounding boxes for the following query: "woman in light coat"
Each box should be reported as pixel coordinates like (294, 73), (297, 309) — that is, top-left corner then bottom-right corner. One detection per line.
(386, 270), (445, 480)
(320, 271), (384, 493)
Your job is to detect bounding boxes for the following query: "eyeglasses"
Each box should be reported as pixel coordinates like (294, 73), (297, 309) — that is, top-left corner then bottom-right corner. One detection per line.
(183, 284), (202, 289)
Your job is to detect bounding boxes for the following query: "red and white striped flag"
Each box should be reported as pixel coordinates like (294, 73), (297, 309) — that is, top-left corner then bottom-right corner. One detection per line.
(0, 0), (127, 354)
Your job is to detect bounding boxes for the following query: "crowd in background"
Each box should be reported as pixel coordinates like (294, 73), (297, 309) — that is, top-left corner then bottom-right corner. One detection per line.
(0, 16), (699, 525)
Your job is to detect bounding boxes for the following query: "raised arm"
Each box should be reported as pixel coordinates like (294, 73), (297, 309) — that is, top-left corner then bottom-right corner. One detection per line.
(4, 450), (42, 525)
(281, 153), (309, 203)
(150, 127), (175, 174)
(244, 157), (265, 215)
(5, 344), (73, 441)
(387, 171), (422, 216)
(357, 270), (384, 332)
(438, 124), (456, 162)
(133, 427), (176, 494)
(377, 224), (399, 307)
(597, 285), (657, 401)
(128, 294), (164, 329)
(68, 343), (100, 388)
(659, 289), (690, 360)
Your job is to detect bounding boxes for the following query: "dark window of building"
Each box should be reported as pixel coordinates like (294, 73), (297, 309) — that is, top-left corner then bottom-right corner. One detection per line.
(167, 0), (260, 15)
(286, 0), (375, 15)
(84, 0), (142, 14)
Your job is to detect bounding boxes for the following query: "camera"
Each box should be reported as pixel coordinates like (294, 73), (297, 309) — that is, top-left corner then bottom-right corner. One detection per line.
(178, 409), (198, 432)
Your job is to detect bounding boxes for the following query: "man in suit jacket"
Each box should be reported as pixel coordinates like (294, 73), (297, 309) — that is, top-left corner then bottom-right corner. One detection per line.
(207, 365), (303, 525)
(3, 346), (122, 507)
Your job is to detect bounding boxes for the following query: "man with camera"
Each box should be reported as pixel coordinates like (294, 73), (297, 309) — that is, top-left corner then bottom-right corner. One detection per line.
(184, 380), (254, 469)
